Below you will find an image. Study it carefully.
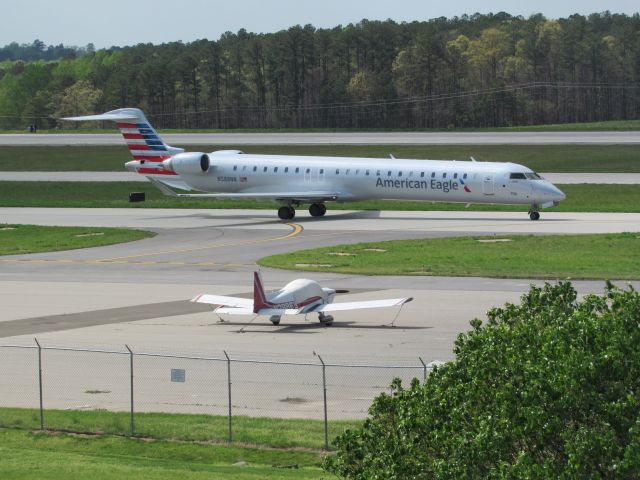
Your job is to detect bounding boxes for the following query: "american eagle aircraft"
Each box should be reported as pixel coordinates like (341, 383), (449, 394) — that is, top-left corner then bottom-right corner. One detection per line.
(191, 271), (413, 326)
(64, 108), (565, 220)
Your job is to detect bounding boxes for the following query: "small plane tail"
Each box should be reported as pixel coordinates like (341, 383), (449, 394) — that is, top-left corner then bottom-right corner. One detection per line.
(253, 271), (269, 313)
(62, 108), (184, 164)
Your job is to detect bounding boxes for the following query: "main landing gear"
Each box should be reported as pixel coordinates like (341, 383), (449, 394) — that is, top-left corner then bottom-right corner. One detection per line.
(277, 203), (327, 220)
(278, 205), (296, 220)
(269, 315), (281, 325)
(318, 312), (334, 326)
(309, 203), (327, 217)
(528, 209), (540, 221)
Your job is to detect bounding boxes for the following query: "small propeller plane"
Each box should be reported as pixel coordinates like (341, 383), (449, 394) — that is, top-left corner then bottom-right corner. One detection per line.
(191, 272), (413, 326)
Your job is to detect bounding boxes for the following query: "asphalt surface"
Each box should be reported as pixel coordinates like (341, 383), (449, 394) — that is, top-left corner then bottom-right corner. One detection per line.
(1, 131), (640, 145)
(1, 208), (638, 417)
(1, 171), (638, 184)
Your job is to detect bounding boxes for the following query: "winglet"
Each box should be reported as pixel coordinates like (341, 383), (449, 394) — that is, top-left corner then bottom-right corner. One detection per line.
(253, 271), (269, 313)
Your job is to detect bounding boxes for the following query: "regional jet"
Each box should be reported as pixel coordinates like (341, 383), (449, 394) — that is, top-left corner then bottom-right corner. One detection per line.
(192, 271), (412, 326)
(64, 108), (565, 220)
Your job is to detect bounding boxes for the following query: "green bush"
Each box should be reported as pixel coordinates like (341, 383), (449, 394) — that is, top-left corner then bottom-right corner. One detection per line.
(325, 282), (640, 479)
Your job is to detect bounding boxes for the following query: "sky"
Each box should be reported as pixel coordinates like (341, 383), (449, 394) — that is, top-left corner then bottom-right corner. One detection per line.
(2, 0), (638, 48)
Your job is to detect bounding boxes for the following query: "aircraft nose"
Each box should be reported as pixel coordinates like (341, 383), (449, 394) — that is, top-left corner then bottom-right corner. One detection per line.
(550, 184), (566, 203)
(533, 182), (565, 205)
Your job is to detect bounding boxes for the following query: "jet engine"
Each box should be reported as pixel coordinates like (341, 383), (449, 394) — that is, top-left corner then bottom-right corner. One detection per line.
(163, 152), (210, 174)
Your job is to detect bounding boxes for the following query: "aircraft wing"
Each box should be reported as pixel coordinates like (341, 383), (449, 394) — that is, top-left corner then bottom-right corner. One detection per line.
(318, 297), (413, 313)
(191, 294), (253, 309)
(147, 178), (347, 203)
(211, 307), (302, 316)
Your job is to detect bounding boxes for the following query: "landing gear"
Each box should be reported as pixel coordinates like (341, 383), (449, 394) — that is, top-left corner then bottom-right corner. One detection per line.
(318, 313), (334, 326)
(309, 203), (327, 217)
(529, 210), (540, 221)
(278, 205), (295, 220)
(269, 315), (281, 326)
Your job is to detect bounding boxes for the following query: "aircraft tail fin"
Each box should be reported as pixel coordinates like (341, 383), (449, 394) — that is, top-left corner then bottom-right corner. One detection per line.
(62, 108), (184, 164)
(253, 271), (269, 313)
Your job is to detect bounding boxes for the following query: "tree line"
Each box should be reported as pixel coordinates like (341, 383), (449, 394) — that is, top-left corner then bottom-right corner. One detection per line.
(0, 11), (639, 130)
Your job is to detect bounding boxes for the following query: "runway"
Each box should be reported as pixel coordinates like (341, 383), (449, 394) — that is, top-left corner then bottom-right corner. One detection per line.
(1, 131), (639, 145)
(2, 172), (639, 183)
(1, 207), (638, 417)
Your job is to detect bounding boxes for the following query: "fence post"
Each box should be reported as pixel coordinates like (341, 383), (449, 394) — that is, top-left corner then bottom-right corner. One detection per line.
(125, 345), (135, 436)
(34, 338), (44, 430)
(418, 356), (427, 382)
(224, 350), (232, 443)
(318, 355), (329, 451)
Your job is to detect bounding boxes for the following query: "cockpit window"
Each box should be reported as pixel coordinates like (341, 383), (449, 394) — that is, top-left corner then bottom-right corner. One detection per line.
(525, 172), (543, 180)
(509, 173), (527, 180)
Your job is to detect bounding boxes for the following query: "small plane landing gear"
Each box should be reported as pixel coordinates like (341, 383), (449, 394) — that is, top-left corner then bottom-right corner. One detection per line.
(529, 210), (540, 221)
(269, 315), (281, 325)
(318, 313), (334, 326)
(278, 205), (295, 220)
(309, 203), (327, 217)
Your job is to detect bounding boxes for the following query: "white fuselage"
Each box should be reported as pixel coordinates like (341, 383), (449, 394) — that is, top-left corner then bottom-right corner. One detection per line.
(158, 152), (565, 207)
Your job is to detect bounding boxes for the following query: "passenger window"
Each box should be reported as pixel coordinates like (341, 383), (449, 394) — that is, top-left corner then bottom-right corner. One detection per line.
(398, 171), (402, 177)
(366, 170), (370, 176)
(355, 169), (360, 175)
(453, 173), (458, 179)
(319, 169), (324, 174)
(253, 166), (257, 172)
(274, 167), (278, 173)
(295, 167), (299, 174)
(420, 172), (425, 178)
(335, 169), (340, 175)
(233, 166), (237, 171)
(263, 166), (267, 172)
(376, 170), (381, 176)
(431, 172), (435, 178)
(443, 173), (447, 179)
(284, 167), (289, 173)
(306, 168), (310, 174)
(463, 173), (467, 179)
(346, 169), (350, 175)
(387, 171), (392, 176)
(409, 171), (413, 177)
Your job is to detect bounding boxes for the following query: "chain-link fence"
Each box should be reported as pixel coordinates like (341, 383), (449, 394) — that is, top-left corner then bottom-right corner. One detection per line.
(0, 341), (437, 449)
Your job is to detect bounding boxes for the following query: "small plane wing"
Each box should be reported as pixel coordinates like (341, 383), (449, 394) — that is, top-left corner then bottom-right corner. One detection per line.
(191, 294), (253, 309)
(210, 307), (302, 316)
(318, 297), (413, 313)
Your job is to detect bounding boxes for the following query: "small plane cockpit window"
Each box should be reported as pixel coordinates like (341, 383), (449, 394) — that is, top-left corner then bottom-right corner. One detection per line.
(510, 173), (527, 180)
(525, 172), (543, 180)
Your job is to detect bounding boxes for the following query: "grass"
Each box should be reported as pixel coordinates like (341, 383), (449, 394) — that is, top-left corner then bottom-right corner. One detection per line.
(0, 407), (361, 450)
(0, 429), (329, 479)
(0, 224), (153, 255)
(2, 119), (640, 133)
(2, 144), (640, 172)
(0, 182), (637, 213)
(257, 233), (640, 280)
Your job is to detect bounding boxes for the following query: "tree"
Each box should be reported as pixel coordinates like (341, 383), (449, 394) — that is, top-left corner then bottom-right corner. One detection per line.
(52, 80), (102, 127)
(325, 282), (640, 479)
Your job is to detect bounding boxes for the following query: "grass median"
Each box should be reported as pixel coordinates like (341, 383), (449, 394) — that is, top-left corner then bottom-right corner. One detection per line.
(2, 144), (639, 172)
(0, 429), (329, 480)
(0, 182), (637, 213)
(257, 233), (640, 280)
(0, 224), (153, 255)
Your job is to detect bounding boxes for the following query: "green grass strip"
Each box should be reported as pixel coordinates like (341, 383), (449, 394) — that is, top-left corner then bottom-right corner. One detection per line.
(258, 233), (640, 280)
(0, 224), (153, 256)
(0, 408), (360, 450)
(0, 429), (329, 480)
(3, 144), (640, 172)
(0, 183), (637, 213)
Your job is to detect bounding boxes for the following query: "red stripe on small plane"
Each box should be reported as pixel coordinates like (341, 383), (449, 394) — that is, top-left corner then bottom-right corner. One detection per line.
(123, 133), (144, 139)
(136, 168), (178, 176)
(116, 123), (138, 129)
(295, 296), (323, 308)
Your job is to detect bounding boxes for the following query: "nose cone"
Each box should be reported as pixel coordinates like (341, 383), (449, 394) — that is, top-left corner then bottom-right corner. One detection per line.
(550, 184), (566, 203)
(533, 182), (565, 206)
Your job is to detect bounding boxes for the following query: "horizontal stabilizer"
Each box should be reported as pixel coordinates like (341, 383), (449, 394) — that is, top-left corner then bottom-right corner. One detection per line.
(62, 112), (140, 122)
